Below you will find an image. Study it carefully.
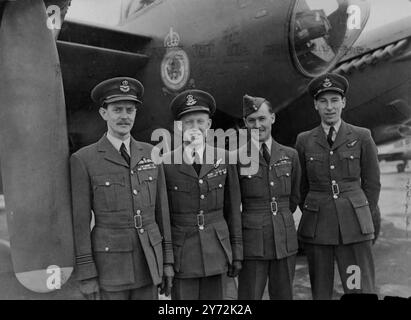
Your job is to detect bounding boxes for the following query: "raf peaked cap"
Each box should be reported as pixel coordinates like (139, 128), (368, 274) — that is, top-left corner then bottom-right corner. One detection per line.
(243, 94), (268, 118)
(91, 77), (144, 106)
(170, 89), (216, 120)
(308, 73), (349, 99)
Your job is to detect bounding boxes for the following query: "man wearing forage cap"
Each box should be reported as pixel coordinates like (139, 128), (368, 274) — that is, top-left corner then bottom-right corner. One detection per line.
(295, 73), (381, 299)
(70, 77), (174, 300)
(237, 94), (301, 300)
(163, 89), (243, 300)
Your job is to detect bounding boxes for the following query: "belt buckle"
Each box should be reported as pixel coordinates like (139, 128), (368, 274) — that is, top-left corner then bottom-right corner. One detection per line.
(270, 201), (278, 215)
(332, 182), (340, 197)
(134, 214), (143, 229)
(197, 214), (205, 230)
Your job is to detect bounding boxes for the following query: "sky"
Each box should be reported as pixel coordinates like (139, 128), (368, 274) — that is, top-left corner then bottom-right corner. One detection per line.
(66, 0), (411, 30)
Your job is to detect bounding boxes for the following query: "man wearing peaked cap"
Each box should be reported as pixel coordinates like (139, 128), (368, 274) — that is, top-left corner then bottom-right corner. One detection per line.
(295, 73), (381, 299)
(237, 94), (301, 300)
(170, 89), (216, 120)
(163, 89), (243, 300)
(308, 72), (349, 99)
(91, 77), (144, 106)
(70, 77), (174, 300)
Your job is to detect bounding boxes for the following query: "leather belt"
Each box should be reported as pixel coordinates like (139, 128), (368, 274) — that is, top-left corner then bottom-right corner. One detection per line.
(171, 210), (224, 230)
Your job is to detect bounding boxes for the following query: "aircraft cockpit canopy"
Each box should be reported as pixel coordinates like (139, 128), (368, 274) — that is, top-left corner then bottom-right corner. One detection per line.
(290, 0), (370, 77)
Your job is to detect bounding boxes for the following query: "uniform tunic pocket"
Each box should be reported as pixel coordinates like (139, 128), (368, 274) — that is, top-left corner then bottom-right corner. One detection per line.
(92, 231), (135, 286)
(274, 163), (292, 195)
(207, 177), (226, 209)
(214, 222), (233, 264)
(298, 197), (319, 239)
(171, 228), (186, 273)
(167, 180), (194, 213)
(138, 168), (158, 206)
(239, 170), (264, 198)
(305, 153), (325, 182)
(339, 150), (361, 178)
(92, 174), (128, 212)
(242, 214), (264, 257)
(348, 193), (374, 234)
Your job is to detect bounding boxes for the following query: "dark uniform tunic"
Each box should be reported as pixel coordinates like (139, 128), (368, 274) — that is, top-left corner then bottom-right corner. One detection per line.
(295, 121), (381, 299)
(163, 147), (242, 299)
(70, 135), (173, 295)
(237, 139), (301, 300)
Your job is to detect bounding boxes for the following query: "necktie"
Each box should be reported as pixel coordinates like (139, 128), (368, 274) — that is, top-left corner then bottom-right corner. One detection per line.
(120, 143), (130, 166)
(327, 126), (335, 147)
(261, 143), (271, 164)
(192, 150), (201, 175)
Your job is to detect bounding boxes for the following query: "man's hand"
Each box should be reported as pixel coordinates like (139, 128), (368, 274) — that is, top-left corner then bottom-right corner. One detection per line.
(79, 278), (100, 300)
(159, 264), (174, 297)
(227, 260), (242, 278)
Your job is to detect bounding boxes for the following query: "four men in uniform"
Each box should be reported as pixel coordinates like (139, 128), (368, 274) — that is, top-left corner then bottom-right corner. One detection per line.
(70, 73), (381, 300)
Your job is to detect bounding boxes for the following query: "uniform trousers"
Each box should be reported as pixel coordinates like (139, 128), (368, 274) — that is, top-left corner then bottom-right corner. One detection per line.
(237, 255), (296, 300)
(171, 274), (224, 300)
(303, 240), (375, 300)
(100, 284), (158, 300)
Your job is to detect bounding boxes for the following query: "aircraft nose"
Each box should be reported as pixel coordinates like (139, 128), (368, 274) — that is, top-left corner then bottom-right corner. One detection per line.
(289, 0), (370, 76)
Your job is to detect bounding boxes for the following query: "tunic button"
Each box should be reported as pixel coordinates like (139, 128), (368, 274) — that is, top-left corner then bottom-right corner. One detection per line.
(286, 173), (290, 177)
(330, 165), (335, 170)
(270, 182), (274, 186)
(133, 189), (138, 195)
(105, 247), (109, 252)
(200, 195), (205, 199)
(136, 210), (141, 214)
(130, 170), (134, 175)
(139, 228), (145, 234)
(247, 175), (252, 179)
(199, 179), (204, 184)
(149, 176), (153, 181)
(310, 157), (314, 161)
(330, 151), (334, 155)
(219, 184), (223, 188)
(174, 186), (178, 190)
(350, 155), (354, 160)
(105, 182), (110, 186)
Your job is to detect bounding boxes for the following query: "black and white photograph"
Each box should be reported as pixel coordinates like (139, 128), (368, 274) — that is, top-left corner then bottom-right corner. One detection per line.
(0, 0), (410, 304)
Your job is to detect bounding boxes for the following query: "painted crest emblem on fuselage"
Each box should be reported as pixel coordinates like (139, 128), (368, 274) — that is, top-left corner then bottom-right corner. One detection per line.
(161, 28), (190, 91)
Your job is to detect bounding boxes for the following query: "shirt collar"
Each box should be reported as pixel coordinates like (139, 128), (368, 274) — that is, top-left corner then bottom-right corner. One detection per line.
(321, 119), (342, 135)
(106, 132), (131, 154)
(252, 136), (272, 153)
